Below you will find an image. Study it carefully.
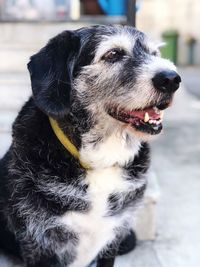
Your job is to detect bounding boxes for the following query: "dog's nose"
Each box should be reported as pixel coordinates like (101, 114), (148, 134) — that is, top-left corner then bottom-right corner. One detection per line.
(152, 70), (181, 93)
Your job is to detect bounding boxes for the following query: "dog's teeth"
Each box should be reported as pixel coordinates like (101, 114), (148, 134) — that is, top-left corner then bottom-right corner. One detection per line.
(144, 112), (150, 122)
(160, 111), (164, 119)
(149, 119), (159, 125)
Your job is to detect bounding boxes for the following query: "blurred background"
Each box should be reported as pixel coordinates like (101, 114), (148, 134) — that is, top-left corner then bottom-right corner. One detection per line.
(0, 1), (199, 267)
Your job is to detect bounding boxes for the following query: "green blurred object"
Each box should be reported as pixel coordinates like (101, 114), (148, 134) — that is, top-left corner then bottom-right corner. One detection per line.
(161, 30), (179, 64)
(186, 37), (196, 65)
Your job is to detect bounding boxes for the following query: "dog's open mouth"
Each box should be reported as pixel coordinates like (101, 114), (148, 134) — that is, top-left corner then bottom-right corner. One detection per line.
(108, 101), (171, 135)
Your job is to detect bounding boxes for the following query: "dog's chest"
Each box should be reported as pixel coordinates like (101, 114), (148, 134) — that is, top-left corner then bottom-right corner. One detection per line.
(80, 129), (141, 169)
(60, 166), (134, 267)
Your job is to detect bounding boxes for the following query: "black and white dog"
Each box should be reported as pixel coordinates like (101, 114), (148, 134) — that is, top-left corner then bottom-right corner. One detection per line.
(0, 25), (181, 267)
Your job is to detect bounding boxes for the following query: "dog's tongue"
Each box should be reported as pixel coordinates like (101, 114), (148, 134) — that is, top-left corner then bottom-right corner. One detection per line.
(127, 107), (160, 120)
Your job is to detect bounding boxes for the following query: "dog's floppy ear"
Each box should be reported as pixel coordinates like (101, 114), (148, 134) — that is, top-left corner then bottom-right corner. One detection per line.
(28, 31), (80, 118)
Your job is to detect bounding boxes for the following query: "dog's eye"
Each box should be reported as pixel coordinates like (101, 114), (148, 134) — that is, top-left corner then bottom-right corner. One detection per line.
(102, 48), (125, 63)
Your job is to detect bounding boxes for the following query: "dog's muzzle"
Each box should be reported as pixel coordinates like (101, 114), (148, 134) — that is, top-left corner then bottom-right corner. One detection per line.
(107, 69), (181, 135)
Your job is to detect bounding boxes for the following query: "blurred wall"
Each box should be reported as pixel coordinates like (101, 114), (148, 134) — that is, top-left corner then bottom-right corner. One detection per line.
(0, 22), (91, 72)
(137, 0), (200, 65)
(0, 0), (200, 66)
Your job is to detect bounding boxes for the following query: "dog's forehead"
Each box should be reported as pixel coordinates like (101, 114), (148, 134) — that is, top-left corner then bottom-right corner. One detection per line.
(74, 26), (159, 70)
(92, 26), (157, 61)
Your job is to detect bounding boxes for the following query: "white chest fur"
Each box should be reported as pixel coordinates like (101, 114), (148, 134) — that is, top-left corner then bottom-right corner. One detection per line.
(60, 165), (141, 267)
(60, 130), (142, 267)
(80, 128), (141, 169)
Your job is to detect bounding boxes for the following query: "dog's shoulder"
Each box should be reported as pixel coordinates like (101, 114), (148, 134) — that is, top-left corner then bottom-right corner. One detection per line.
(12, 97), (50, 144)
(2, 98), (87, 216)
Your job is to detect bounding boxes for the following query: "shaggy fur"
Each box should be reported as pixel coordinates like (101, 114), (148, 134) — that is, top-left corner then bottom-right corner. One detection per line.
(0, 25), (180, 267)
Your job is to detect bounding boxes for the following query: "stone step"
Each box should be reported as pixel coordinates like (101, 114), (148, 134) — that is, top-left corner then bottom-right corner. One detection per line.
(0, 132), (12, 158)
(0, 72), (31, 111)
(0, 111), (17, 132)
(0, 18), (124, 45)
(0, 49), (35, 72)
(0, 85), (31, 111)
(134, 169), (160, 240)
(0, 22), (90, 71)
(0, 72), (30, 85)
(0, 22), (88, 44)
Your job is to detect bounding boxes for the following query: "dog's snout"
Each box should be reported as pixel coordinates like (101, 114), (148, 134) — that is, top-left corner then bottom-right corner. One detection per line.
(152, 70), (181, 93)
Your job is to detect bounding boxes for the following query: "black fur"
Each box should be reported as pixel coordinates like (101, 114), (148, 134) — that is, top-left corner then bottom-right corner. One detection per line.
(0, 25), (154, 267)
(107, 184), (147, 216)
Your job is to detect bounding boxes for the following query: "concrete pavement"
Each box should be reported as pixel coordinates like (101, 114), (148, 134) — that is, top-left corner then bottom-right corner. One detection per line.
(179, 67), (200, 99)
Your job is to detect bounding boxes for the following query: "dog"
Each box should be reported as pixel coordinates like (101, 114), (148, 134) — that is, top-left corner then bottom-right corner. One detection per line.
(0, 25), (181, 267)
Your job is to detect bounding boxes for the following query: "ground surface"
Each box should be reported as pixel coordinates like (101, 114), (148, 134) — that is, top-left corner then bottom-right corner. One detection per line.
(0, 67), (200, 266)
(179, 67), (200, 99)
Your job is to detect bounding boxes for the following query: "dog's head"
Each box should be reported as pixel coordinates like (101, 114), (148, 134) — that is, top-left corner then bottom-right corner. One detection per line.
(28, 25), (181, 139)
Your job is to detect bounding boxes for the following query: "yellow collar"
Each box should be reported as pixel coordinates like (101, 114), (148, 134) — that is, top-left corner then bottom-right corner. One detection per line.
(49, 117), (90, 170)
